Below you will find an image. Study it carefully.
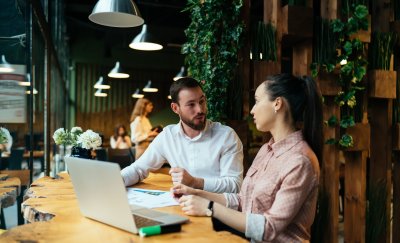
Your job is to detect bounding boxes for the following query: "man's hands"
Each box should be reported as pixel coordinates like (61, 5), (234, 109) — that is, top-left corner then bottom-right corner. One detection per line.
(169, 167), (204, 189)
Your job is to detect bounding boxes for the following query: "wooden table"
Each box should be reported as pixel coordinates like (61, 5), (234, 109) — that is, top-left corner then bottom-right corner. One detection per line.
(0, 174), (20, 209)
(0, 171), (246, 242)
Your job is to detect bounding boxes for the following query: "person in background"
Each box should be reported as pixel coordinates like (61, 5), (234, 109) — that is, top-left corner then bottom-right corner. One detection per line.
(172, 74), (323, 242)
(110, 125), (132, 149)
(130, 98), (159, 159)
(121, 77), (243, 193)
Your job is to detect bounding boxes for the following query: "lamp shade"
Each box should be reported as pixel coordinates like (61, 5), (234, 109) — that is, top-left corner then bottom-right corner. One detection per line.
(142, 80), (158, 92)
(95, 89), (108, 97)
(108, 62), (129, 78)
(132, 88), (144, 98)
(173, 66), (186, 81)
(94, 76), (111, 89)
(89, 0), (144, 28)
(0, 55), (15, 73)
(19, 73), (31, 86)
(129, 24), (163, 51)
(26, 88), (38, 95)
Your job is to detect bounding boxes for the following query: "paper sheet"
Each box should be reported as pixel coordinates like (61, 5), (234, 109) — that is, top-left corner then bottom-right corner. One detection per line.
(126, 188), (179, 208)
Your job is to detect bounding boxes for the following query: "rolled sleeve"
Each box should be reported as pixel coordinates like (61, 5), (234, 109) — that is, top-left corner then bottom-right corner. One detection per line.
(246, 213), (265, 241)
(120, 134), (166, 186)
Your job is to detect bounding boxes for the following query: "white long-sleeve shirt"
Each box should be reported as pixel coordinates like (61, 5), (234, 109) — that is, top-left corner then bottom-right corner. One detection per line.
(130, 116), (152, 145)
(121, 120), (244, 193)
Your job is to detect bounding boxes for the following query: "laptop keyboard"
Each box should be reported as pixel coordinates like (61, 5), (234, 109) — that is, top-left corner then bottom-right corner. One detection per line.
(133, 214), (163, 228)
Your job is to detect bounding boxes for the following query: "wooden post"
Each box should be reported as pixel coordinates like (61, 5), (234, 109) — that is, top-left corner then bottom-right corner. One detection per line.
(393, 152), (400, 243)
(369, 1), (393, 242)
(318, 1), (339, 243)
(292, 41), (312, 76)
(343, 151), (368, 243)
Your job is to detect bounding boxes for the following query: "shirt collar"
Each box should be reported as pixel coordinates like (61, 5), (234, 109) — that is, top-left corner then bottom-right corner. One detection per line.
(267, 130), (303, 158)
(175, 120), (210, 141)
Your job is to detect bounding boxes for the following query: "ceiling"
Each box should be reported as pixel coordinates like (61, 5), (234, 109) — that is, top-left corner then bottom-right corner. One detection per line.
(65, 0), (190, 50)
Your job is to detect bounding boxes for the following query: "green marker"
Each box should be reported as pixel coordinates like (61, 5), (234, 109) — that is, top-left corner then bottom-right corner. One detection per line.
(139, 224), (182, 237)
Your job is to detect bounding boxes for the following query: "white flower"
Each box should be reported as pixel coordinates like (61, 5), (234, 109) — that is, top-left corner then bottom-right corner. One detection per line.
(77, 130), (102, 150)
(53, 128), (67, 145)
(0, 127), (10, 144)
(71, 127), (83, 134)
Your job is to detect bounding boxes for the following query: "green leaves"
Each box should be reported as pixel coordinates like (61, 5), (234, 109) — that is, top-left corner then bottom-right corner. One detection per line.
(340, 115), (355, 128)
(354, 5), (368, 20)
(183, 0), (244, 121)
(326, 115), (338, 127)
(339, 134), (354, 148)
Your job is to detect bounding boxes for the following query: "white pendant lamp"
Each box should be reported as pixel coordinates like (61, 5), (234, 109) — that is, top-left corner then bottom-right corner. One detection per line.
(173, 66), (186, 81)
(129, 24), (163, 51)
(132, 88), (144, 98)
(94, 76), (111, 89)
(108, 62), (129, 78)
(0, 55), (15, 73)
(89, 0), (144, 28)
(142, 80), (158, 92)
(95, 89), (108, 97)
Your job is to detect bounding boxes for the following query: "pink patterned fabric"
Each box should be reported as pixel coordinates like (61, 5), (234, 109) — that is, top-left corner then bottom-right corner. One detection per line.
(239, 131), (320, 242)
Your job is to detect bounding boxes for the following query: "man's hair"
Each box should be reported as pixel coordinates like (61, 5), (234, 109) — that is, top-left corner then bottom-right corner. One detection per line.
(169, 77), (202, 104)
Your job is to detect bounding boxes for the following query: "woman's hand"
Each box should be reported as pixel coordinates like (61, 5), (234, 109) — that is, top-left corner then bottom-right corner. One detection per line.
(171, 183), (197, 199)
(178, 195), (210, 216)
(148, 130), (159, 137)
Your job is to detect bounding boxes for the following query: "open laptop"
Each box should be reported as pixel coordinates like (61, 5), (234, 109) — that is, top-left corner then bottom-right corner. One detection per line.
(65, 157), (189, 234)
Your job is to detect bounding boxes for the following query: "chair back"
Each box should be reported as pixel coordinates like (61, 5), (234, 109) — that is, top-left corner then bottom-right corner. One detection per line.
(107, 148), (134, 169)
(95, 148), (107, 161)
(9, 148), (24, 170)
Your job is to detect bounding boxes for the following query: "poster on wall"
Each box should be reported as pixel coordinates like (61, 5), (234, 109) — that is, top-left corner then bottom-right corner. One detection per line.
(0, 65), (27, 123)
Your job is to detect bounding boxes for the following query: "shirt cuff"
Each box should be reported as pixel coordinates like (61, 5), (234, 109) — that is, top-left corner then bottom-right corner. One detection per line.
(223, 193), (239, 210)
(245, 213), (265, 241)
(120, 165), (139, 186)
(203, 178), (217, 192)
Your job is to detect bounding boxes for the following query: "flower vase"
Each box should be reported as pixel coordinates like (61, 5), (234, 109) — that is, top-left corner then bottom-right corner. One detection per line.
(71, 146), (93, 159)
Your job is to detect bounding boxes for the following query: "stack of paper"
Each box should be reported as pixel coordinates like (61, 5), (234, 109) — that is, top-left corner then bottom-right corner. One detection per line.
(126, 188), (179, 208)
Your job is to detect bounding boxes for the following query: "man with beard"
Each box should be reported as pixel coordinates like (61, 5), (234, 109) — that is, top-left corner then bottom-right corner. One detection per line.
(121, 77), (243, 193)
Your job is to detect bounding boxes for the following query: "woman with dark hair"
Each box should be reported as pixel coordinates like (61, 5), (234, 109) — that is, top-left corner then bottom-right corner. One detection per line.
(110, 125), (132, 149)
(172, 73), (323, 242)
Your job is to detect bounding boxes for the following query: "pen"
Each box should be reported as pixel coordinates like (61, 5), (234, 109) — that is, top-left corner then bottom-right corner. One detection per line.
(139, 224), (182, 237)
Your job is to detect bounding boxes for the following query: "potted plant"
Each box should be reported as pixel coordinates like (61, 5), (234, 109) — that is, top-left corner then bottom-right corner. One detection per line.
(53, 127), (102, 159)
(368, 32), (397, 99)
(250, 21), (277, 62)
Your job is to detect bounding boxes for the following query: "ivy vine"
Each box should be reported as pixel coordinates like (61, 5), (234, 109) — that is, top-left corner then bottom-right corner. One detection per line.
(182, 0), (244, 121)
(311, 4), (369, 148)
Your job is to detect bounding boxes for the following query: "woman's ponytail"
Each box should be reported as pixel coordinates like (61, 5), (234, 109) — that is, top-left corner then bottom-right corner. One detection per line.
(301, 76), (323, 163)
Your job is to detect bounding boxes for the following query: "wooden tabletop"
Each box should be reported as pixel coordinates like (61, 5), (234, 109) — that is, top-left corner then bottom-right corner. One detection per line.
(0, 171), (246, 242)
(0, 174), (21, 209)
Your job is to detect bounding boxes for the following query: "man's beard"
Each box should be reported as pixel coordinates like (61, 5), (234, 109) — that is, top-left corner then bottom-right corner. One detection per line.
(181, 114), (206, 131)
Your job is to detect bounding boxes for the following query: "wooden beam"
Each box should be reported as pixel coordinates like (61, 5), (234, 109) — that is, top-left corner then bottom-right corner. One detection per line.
(344, 151), (367, 243)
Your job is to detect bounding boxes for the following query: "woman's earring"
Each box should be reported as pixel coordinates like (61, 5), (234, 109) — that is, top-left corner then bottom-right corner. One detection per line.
(274, 109), (277, 113)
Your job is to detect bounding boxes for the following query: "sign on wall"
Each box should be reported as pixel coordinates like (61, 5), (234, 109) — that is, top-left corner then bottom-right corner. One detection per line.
(0, 65), (27, 123)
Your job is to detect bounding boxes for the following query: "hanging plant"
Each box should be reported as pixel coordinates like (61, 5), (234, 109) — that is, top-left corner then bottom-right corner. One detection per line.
(311, 4), (369, 148)
(250, 21), (277, 62)
(341, 0), (369, 19)
(182, 0), (244, 121)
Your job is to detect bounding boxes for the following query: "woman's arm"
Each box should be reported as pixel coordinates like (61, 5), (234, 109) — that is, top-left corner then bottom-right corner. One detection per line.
(172, 184), (226, 205)
(124, 136), (132, 147)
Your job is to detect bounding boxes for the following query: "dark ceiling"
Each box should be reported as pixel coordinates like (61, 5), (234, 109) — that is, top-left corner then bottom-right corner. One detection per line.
(65, 0), (190, 49)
